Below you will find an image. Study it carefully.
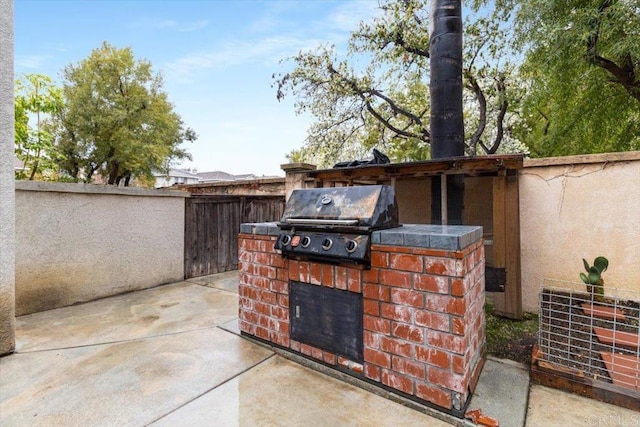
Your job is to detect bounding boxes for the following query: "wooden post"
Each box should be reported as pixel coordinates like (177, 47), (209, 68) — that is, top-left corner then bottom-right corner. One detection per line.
(504, 171), (523, 318)
(491, 172), (523, 319)
(492, 173), (507, 315)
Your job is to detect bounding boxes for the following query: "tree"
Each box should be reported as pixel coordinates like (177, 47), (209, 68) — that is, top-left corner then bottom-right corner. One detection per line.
(507, 0), (640, 156)
(56, 42), (196, 185)
(14, 74), (63, 180)
(274, 0), (521, 168)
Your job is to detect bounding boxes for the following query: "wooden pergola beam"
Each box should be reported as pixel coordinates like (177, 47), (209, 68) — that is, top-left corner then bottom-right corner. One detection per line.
(306, 155), (524, 183)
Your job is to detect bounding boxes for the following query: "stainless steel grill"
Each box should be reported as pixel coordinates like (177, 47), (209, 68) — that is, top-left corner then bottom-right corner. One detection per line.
(274, 185), (399, 266)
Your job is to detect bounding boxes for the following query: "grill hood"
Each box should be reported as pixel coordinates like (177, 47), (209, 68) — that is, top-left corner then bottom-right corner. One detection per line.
(279, 185), (399, 232)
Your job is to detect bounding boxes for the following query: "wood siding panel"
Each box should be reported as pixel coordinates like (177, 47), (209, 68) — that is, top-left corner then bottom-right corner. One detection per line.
(184, 195), (285, 278)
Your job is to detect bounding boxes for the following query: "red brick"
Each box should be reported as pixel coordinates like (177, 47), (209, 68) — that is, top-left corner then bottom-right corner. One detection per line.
(392, 356), (426, 379)
(259, 265), (277, 279)
(239, 250), (252, 263)
(239, 310), (259, 324)
(446, 298), (466, 316)
(364, 315), (391, 334)
(239, 297), (253, 310)
(362, 269), (379, 283)
(242, 287), (259, 300)
(258, 314), (273, 329)
(255, 326), (269, 340)
(351, 363), (364, 375)
(415, 347), (450, 369)
(371, 251), (389, 268)
(416, 383), (452, 409)
(363, 299), (380, 316)
(364, 330), (380, 348)
(320, 351), (335, 365)
(365, 364), (382, 381)
(428, 367), (467, 393)
(270, 254), (286, 268)
(347, 269), (361, 293)
(270, 331), (289, 347)
(451, 278), (465, 297)
(392, 323), (424, 343)
(335, 267), (347, 290)
(452, 354), (465, 374)
(337, 356), (350, 369)
(259, 290), (277, 305)
(270, 280), (288, 294)
(380, 336), (412, 358)
(390, 289), (424, 308)
(321, 264), (334, 287)
(254, 252), (269, 265)
(381, 303), (412, 323)
(423, 294), (453, 314)
(299, 262), (310, 282)
(310, 263), (322, 285)
(271, 305), (288, 320)
(276, 268), (288, 282)
(380, 270), (411, 288)
(300, 344), (313, 356)
(390, 253), (423, 272)
(427, 330), (468, 354)
(424, 257), (458, 276)
(290, 340), (301, 352)
(415, 310), (450, 332)
(382, 371), (414, 395)
(311, 347), (324, 360)
(363, 284), (390, 301)
(254, 301), (271, 315)
(257, 240), (274, 253)
(414, 274), (449, 294)
(452, 317), (465, 335)
(289, 260), (299, 281)
(239, 320), (254, 334)
(278, 294), (289, 308)
(364, 348), (391, 368)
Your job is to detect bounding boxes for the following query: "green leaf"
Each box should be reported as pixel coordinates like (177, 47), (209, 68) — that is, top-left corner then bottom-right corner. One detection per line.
(579, 272), (589, 284)
(582, 258), (590, 273)
(588, 267), (600, 285)
(593, 256), (608, 273)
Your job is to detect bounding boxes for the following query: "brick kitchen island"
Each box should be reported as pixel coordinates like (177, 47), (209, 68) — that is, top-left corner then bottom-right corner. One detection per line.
(238, 223), (486, 416)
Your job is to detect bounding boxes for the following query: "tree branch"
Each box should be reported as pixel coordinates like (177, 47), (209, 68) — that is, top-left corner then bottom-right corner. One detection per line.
(326, 64), (430, 141)
(478, 74), (508, 155)
(465, 70), (487, 156)
(586, 0), (640, 101)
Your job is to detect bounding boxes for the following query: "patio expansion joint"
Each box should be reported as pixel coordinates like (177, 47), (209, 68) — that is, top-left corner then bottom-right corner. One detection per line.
(15, 325), (226, 354)
(184, 279), (239, 295)
(145, 353), (277, 426)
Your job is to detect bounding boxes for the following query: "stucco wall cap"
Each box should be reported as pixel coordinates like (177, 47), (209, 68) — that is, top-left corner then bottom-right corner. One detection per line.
(15, 181), (190, 198)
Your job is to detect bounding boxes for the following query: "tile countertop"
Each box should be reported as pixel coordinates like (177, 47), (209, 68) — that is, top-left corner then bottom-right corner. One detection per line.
(240, 223), (483, 251)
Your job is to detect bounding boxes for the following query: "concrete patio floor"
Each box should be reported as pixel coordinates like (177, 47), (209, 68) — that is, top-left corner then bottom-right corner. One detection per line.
(1, 271), (636, 426)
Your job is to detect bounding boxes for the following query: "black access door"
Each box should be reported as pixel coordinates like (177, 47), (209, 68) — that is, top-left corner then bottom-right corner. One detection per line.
(290, 281), (363, 363)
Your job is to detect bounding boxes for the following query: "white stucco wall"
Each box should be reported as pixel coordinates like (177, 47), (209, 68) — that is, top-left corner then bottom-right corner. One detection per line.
(0, 0), (16, 354)
(519, 152), (640, 312)
(15, 182), (189, 315)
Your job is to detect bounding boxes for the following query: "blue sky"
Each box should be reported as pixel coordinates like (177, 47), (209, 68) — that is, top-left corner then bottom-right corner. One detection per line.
(15, 0), (382, 176)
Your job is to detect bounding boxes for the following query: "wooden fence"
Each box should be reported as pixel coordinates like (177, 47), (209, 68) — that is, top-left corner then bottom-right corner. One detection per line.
(184, 195), (285, 278)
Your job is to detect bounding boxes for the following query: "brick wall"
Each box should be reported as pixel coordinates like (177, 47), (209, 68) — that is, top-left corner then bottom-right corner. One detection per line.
(238, 224), (485, 413)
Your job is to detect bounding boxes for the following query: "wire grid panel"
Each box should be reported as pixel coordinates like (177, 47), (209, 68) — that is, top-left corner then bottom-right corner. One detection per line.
(539, 282), (640, 390)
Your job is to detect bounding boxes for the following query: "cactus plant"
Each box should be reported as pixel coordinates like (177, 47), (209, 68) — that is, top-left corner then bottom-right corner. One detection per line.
(580, 256), (608, 301)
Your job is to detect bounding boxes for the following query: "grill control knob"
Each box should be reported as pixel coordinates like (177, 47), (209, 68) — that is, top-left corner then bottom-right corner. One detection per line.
(281, 235), (292, 246)
(301, 236), (311, 248)
(345, 240), (358, 254)
(321, 238), (333, 250)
